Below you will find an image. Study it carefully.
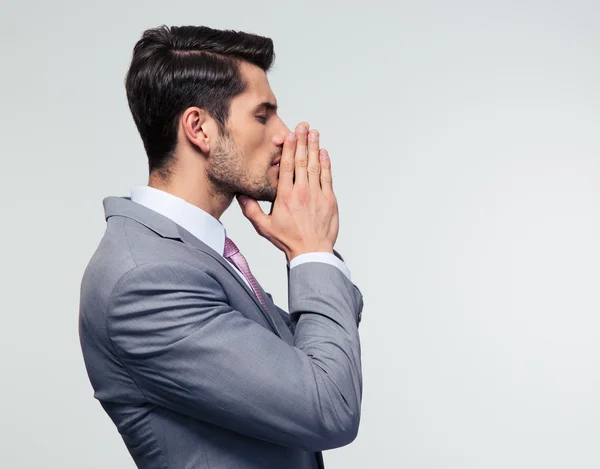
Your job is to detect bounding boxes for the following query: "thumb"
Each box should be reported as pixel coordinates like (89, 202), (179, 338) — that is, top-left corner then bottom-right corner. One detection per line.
(237, 195), (269, 233)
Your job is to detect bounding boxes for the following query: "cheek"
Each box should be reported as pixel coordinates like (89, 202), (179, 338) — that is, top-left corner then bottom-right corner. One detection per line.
(240, 127), (270, 160)
(235, 121), (265, 154)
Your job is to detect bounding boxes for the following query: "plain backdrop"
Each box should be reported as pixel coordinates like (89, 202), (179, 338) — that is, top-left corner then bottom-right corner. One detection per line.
(1, 0), (599, 468)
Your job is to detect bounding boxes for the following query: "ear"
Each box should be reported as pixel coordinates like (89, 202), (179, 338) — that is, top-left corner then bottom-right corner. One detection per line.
(181, 107), (217, 153)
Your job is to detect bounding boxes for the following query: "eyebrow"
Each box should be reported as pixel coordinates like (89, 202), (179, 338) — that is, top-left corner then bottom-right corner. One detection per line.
(255, 101), (278, 112)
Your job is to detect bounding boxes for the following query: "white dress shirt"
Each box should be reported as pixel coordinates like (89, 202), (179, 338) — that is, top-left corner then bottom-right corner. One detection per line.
(130, 186), (351, 292)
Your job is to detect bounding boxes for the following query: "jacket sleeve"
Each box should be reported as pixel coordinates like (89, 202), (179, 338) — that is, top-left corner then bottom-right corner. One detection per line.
(106, 260), (363, 452)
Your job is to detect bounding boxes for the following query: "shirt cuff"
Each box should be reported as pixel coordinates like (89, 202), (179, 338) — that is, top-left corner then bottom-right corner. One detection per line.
(288, 252), (351, 281)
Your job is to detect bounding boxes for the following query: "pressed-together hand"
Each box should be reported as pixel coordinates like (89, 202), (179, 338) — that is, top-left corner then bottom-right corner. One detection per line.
(237, 123), (340, 262)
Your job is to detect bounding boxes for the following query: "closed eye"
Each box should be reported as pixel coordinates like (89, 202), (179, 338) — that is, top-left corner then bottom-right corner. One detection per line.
(254, 101), (278, 124)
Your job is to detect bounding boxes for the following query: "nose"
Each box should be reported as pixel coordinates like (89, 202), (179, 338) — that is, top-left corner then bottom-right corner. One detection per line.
(272, 117), (291, 146)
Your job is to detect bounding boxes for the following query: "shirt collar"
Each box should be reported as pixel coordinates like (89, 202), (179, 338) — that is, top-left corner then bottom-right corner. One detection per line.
(130, 186), (227, 256)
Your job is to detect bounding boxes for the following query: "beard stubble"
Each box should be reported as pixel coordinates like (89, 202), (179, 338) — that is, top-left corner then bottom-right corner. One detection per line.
(206, 132), (279, 203)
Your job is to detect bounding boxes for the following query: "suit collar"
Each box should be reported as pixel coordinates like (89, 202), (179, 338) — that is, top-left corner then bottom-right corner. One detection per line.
(104, 196), (181, 239)
(130, 186), (226, 257)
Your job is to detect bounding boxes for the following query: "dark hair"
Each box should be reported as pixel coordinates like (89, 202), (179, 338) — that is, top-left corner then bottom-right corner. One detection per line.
(125, 25), (275, 178)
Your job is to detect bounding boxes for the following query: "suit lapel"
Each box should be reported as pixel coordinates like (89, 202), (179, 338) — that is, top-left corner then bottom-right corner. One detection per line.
(256, 284), (294, 344)
(176, 225), (288, 339)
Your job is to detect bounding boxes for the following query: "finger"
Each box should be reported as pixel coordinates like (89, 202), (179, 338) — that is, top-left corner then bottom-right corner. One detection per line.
(237, 195), (270, 236)
(278, 132), (296, 194)
(294, 123), (309, 187)
(319, 149), (334, 196)
(307, 130), (321, 192)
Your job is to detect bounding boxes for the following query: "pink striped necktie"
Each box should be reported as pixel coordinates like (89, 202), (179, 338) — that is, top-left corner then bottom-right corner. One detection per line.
(223, 237), (268, 311)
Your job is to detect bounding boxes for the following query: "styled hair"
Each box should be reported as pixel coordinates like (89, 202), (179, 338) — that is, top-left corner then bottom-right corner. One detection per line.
(125, 25), (275, 178)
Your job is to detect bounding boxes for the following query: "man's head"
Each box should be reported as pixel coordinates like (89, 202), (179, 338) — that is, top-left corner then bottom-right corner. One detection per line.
(125, 25), (289, 203)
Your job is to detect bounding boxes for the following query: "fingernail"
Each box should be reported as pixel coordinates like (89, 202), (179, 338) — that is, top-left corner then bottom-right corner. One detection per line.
(320, 150), (329, 159)
(298, 125), (308, 134)
(309, 131), (318, 141)
(287, 132), (296, 141)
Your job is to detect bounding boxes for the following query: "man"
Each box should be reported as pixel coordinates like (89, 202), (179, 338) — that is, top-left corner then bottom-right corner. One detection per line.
(79, 25), (364, 469)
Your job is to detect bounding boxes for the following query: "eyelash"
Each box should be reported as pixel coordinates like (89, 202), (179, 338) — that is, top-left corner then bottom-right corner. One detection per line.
(256, 116), (267, 123)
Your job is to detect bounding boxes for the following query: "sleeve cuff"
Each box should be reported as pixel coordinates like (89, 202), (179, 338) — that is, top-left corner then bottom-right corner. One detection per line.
(288, 252), (351, 281)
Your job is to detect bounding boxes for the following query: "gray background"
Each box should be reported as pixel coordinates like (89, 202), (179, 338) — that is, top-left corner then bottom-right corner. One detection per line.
(1, 0), (599, 467)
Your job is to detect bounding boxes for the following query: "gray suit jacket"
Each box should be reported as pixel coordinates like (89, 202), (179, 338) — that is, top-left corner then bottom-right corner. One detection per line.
(79, 196), (364, 469)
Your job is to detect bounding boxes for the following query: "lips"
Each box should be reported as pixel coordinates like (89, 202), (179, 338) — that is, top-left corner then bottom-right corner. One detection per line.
(272, 158), (281, 166)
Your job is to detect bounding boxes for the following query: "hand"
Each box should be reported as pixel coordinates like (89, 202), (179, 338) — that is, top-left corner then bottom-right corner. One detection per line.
(237, 122), (339, 262)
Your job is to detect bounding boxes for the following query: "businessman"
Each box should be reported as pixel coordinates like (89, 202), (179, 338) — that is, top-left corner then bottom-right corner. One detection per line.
(79, 25), (364, 469)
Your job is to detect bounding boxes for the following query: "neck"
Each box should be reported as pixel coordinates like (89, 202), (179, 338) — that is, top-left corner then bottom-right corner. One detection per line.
(148, 170), (233, 220)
